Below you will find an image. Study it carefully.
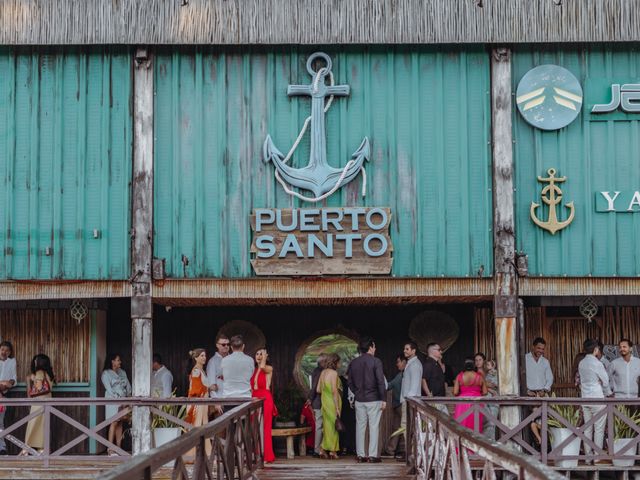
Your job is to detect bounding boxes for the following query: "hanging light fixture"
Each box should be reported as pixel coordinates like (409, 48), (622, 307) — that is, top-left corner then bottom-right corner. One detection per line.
(70, 299), (89, 323)
(579, 296), (598, 323)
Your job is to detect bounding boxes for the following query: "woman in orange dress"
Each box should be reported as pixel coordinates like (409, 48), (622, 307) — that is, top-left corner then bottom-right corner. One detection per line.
(251, 347), (277, 463)
(186, 349), (215, 455)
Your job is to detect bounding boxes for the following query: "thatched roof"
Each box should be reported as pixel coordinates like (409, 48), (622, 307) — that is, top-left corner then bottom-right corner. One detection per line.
(1, 0), (638, 45)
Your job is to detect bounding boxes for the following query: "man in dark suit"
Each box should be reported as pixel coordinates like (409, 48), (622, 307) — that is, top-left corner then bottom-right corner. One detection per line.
(347, 336), (387, 463)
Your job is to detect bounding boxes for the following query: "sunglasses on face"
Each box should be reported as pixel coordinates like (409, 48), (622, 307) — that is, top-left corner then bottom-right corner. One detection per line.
(218, 343), (230, 347)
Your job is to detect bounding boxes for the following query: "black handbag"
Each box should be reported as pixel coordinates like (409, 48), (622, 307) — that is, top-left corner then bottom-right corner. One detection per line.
(335, 417), (346, 433)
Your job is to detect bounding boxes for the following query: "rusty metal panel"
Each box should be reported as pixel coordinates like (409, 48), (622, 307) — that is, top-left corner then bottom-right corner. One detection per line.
(154, 48), (493, 278)
(152, 278), (494, 305)
(513, 46), (640, 277)
(0, 48), (132, 280)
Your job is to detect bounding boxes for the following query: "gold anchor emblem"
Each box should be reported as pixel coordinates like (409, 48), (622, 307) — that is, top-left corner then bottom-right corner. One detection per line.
(530, 168), (575, 235)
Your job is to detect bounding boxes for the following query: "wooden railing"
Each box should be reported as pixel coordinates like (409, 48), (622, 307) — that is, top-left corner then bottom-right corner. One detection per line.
(406, 397), (565, 480)
(407, 396), (640, 475)
(0, 397), (261, 469)
(101, 399), (263, 480)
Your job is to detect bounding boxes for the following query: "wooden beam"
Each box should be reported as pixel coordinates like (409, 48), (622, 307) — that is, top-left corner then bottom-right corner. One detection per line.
(131, 47), (154, 455)
(491, 47), (520, 430)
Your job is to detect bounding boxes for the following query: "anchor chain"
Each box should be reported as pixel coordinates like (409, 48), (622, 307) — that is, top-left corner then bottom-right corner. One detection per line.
(274, 67), (367, 202)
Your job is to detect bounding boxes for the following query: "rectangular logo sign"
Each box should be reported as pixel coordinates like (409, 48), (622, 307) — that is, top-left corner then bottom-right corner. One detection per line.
(250, 207), (393, 276)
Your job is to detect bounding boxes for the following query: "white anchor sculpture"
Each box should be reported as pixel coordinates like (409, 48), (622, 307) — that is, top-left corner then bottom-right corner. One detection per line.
(263, 52), (370, 200)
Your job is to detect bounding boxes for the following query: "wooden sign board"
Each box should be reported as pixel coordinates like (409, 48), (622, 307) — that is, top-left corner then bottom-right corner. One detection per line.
(250, 207), (393, 276)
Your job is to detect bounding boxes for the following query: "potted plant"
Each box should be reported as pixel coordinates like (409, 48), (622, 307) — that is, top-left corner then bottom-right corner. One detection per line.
(610, 405), (640, 467)
(152, 394), (188, 457)
(547, 402), (582, 468)
(274, 383), (304, 428)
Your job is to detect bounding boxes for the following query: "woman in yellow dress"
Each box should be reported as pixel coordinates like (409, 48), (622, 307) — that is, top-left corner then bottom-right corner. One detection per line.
(317, 353), (342, 459)
(21, 354), (55, 455)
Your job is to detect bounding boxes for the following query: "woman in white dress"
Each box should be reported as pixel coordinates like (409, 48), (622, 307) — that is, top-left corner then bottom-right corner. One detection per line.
(101, 353), (131, 455)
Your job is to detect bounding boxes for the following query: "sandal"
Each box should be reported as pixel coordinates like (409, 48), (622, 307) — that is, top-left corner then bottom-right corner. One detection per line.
(18, 450), (29, 456)
(329, 452), (339, 460)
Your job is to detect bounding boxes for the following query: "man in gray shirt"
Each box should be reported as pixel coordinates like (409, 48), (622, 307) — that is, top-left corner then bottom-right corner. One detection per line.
(609, 338), (640, 398)
(220, 335), (255, 399)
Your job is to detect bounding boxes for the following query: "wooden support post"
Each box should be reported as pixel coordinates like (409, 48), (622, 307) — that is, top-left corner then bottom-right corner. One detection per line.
(491, 48), (521, 429)
(131, 47), (154, 455)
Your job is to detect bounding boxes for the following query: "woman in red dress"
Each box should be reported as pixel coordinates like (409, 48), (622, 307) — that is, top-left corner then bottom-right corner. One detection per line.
(251, 347), (277, 463)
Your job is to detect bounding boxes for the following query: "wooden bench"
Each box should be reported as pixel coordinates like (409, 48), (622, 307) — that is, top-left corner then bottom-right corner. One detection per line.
(271, 426), (312, 459)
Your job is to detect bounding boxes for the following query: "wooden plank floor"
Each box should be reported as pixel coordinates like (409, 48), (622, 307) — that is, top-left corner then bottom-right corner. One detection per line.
(256, 456), (413, 480)
(0, 456), (410, 480)
(0, 459), (176, 480)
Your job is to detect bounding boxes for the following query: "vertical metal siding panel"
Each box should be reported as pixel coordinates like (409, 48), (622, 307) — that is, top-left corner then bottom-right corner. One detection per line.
(153, 54), (171, 276)
(515, 46), (640, 277)
(154, 49), (493, 278)
(51, 55), (64, 278)
(38, 55), (54, 279)
(0, 49), (131, 280)
(0, 51), (11, 278)
(13, 55), (31, 277)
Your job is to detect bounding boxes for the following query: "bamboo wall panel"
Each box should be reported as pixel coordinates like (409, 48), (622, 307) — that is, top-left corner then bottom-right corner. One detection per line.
(0, 309), (90, 383)
(474, 306), (640, 397)
(2, 0), (640, 45)
(154, 48), (492, 278)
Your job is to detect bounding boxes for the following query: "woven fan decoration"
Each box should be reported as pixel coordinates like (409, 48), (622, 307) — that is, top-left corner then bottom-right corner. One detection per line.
(579, 296), (598, 323)
(218, 320), (266, 357)
(409, 310), (460, 354)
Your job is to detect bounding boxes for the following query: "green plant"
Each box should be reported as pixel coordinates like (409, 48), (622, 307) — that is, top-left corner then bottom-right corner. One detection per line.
(274, 382), (305, 423)
(613, 406), (640, 440)
(547, 403), (581, 428)
(151, 391), (188, 430)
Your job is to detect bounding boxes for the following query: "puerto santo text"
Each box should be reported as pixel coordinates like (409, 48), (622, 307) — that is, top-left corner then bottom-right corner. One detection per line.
(251, 207), (391, 259)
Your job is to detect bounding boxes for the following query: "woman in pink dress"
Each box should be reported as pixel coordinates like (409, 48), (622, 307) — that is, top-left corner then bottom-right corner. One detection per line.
(251, 347), (277, 463)
(453, 358), (487, 433)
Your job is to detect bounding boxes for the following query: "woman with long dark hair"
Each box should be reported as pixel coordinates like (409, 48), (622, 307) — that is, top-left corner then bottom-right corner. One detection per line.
(251, 347), (277, 463)
(101, 353), (131, 455)
(20, 354), (55, 455)
(453, 357), (487, 433)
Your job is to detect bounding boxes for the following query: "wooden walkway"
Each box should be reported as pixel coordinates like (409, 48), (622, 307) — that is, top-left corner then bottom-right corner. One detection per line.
(0, 456), (410, 480)
(256, 456), (412, 480)
(0, 459), (175, 480)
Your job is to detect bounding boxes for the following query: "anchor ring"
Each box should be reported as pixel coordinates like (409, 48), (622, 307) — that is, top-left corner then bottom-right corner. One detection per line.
(306, 52), (332, 76)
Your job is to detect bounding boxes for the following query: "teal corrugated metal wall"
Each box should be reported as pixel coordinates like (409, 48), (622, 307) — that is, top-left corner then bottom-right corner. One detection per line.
(0, 49), (132, 280)
(514, 47), (640, 277)
(154, 48), (493, 278)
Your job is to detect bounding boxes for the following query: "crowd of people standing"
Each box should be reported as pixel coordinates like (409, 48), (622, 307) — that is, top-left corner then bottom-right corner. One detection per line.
(2, 330), (637, 463)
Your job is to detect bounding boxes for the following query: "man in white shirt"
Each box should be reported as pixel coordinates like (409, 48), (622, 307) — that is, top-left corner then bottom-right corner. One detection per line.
(220, 335), (255, 399)
(151, 354), (174, 398)
(579, 339), (612, 461)
(400, 341), (423, 452)
(609, 338), (640, 398)
(206, 334), (230, 398)
(525, 337), (554, 396)
(0, 341), (17, 455)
